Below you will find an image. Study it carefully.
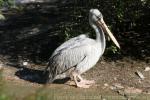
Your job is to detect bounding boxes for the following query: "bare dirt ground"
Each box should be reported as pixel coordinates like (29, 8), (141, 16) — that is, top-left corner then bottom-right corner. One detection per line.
(0, 56), (150, 100)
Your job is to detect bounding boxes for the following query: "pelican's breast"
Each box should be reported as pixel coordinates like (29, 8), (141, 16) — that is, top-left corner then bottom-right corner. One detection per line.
(89, 42), (103, 65)
(76, 42), (103, 74)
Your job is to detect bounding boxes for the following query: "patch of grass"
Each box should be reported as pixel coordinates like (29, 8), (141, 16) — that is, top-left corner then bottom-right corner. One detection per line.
(0, 70), (11, 100)
(0, 94), (11, 100)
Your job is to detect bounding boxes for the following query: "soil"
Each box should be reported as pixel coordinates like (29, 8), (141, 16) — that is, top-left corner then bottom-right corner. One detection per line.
(0, 56), (150, 100)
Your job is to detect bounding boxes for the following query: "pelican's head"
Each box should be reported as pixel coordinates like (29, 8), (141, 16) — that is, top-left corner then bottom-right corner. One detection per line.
(89, 9), (120, 49)
(89, 9), (103, 22)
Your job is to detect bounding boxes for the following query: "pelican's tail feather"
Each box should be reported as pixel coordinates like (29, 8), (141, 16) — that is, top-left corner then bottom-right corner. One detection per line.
(44, 62), (57, 83)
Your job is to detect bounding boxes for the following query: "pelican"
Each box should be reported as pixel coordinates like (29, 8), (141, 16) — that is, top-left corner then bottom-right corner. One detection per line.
(45, 9), (120, 88)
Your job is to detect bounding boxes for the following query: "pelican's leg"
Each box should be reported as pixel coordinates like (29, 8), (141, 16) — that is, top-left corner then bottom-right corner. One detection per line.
(77, 75), (95, 85)
(72, 72), (90, 88)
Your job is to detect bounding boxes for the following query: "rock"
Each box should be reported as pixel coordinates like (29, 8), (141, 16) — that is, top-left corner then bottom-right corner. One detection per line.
(110, 83), (124, 91)
(104, 83), (109, 87)
(124, 87), (142, 94)
(135, 70), (145, 80)
(110, 86), (116, 90)
(23, 62), (28, 66)
(114, 77), (117, 81)
(113, 83), (124, 89)
(144, 67), (150, 71)
(0, 64), (3, 70)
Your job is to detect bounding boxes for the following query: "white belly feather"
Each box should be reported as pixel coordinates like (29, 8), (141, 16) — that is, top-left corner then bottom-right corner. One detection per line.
(76, 43), (103, 74)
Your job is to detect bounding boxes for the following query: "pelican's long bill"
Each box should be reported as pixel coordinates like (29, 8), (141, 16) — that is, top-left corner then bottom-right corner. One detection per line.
(97, 19), (120, 49)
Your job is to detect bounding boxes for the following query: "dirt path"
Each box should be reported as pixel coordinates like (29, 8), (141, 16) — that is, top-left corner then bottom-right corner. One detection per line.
(0, 58), (150, 100)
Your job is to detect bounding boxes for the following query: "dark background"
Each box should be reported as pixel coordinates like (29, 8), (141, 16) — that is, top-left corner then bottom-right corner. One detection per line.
(0, 0), (149, 65)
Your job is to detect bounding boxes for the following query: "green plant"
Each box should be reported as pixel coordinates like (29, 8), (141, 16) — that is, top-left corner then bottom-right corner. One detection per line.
(64, 27), (71, 41)
(0, 94), (10, 100)
(0, 0), (16, 8)
(0, 0), (18, 20)
(0, 13), (5, 20)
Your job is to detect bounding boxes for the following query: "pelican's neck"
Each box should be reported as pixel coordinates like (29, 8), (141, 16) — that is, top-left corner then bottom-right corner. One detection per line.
(90, 22), (106, 53)
(91, 23), (105, 42)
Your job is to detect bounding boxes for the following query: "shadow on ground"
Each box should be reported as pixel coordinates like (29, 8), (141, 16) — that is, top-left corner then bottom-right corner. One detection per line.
(15, 67), (70, 84)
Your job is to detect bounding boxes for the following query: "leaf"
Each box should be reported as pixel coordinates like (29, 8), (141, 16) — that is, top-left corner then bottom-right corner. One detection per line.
(0, 13), (5, 20)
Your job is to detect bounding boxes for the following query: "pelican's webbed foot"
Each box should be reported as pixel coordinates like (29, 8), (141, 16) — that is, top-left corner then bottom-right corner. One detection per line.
(72, 72), (95, 88)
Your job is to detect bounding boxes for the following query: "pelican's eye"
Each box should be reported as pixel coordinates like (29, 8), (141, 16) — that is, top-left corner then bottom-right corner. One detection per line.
(96, 15), (101, 20)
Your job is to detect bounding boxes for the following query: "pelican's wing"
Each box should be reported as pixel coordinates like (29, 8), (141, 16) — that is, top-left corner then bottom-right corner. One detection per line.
(52, 34), (88, 56)
(46, 35), (95, 81)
